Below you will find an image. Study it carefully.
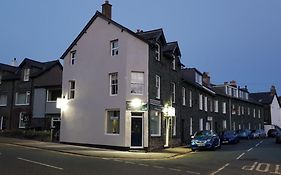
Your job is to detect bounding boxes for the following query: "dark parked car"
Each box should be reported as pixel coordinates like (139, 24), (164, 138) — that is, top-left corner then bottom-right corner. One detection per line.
(268, 129), (278, 138)
(237, 129), (252, 139)
(220, 131), (239, 144)
(276, 131), (281, 144)
(255, 129), (266, 138)
(250, 130), (260, 139)
(191, 130), (221, 151)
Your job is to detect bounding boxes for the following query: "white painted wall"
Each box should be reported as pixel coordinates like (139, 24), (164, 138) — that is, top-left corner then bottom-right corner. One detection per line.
(270, 95), (281, 128)
(60, 16), (149, 148)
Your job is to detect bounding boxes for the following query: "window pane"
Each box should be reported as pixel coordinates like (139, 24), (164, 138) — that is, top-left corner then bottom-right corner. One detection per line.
(131, 72), (144, 95)
(150, 111), (160, 136)
(107, 111), (120, 134)
(48, 89), (61, 101)
(17, 93), (26, 104)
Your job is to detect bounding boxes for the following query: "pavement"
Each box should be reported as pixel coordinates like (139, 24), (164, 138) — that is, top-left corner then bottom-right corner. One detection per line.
(0, 136), (191, 160)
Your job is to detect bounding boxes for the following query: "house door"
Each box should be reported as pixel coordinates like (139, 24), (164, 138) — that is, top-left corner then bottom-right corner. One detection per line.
(131, 114), (143, 148)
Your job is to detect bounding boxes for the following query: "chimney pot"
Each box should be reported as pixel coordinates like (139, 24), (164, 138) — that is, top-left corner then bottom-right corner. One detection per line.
(102, 1), (112, 19)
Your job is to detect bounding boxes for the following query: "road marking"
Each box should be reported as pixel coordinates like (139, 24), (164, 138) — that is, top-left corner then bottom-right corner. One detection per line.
(209, 163), (230, 175)
(124, 161), (135, 165)
(186, 170), (201, 174)
(255, 140), (264, 147)
(256, 163), (270, 172)
(236, 153), (245, 160)
(138, 163), (149, 167)
(169, 168), (182, 172)
(153, 165), (164, 169)
(247, 147), (253, 152)
(17, 157), (63, 170)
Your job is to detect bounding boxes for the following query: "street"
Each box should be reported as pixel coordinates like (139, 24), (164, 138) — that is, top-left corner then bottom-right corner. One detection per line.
(0, 138), (280, 175)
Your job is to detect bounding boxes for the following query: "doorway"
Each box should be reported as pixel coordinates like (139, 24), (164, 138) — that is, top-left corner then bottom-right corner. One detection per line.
(131, 113), (143, 148)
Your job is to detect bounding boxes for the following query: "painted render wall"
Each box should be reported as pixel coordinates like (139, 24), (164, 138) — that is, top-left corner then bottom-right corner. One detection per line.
(271, 95), (281, 128)
(60, 16), (149, 148)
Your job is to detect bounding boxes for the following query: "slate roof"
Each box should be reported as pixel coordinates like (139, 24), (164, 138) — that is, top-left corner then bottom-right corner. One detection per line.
(250, 92), (274, 105)
(0, 63), (17, 73)
(137, 28), (165, 43)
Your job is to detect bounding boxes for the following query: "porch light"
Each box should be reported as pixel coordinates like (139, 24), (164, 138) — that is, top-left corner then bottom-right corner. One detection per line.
(56, 98), (68, 110)
(130, 98), (142, 109)
(163, 105), (175, 117)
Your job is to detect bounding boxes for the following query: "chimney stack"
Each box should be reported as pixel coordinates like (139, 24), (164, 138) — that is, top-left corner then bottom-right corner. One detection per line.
(230, 80), (237, 87)
(270, 85), (276, 95)
(203, 72), (211, 85)
(102, 1), (112, 19)
(11, 58), (18, 66)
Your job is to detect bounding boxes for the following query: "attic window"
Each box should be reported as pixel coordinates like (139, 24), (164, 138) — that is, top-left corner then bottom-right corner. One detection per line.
(23, 68), (30, 81)
(111, 39), (119, 56)
(70, 50), (76, 65)
(155, 43), (160, 61)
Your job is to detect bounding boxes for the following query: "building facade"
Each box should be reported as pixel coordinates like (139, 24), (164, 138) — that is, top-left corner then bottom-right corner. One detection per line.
(0, 59), (62, 130)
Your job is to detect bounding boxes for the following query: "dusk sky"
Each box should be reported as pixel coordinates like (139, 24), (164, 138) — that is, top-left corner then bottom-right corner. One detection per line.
(0, 0), (280, 95)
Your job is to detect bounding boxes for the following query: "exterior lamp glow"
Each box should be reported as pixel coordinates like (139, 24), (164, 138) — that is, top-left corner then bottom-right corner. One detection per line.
(130, 98), (142, 109)
(162, 105), (175, 117)
(56, 98), (68, 110)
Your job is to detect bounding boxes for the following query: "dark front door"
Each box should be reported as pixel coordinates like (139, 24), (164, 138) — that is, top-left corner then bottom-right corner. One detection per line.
(131, 117), (143, 147)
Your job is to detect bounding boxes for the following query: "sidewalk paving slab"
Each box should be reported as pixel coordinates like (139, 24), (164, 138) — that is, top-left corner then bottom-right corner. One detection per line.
(0, 137), (191, 160)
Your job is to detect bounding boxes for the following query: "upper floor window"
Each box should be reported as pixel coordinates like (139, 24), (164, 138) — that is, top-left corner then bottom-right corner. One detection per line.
(189, 90), (193, 108)
(241, 106), (244, 115)
(131, 72), (144, 95)
(232, 104), (236, 115)
(23, 68), (30, 81)
(248, 107), (251, 115)
(222, 102), (226, 114)
(0, 94), (7, 106)
(253, 108), (256, 118)
(199, 94), (203, 110)
(47, 89), (62, 102)
(15, 92), (30, 105)
(172, 56), (176, 70)
(258, 109), (261, 118)
(111, 39), (119, 56)
(171, 82), (176, 103)
(210, 99), (213, 112)
(155, 43), (160, 61)
(70, 50), (76, 65)
(156, 75), (160, 99)
(68, 80), (75, 99)
(195, 73), (202, 85)
(214, 100), (219, 113)
(109, 73), (118, 96)
(237, 106), (241, 115)
(182, 87), (186, 106)
(204, 96), (208, 112)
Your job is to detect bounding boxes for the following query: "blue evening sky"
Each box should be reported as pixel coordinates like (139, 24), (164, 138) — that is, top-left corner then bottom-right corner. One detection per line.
(0, 0), (280, 95)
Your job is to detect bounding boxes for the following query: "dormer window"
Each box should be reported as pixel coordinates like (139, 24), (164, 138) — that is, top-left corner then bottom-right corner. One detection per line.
(70, 50), (76, 65)
(111, 39), (119, 56)
(172, 55), (176, 70)
(195, 72), (202, 85)
(155, 43), (160, 61)
(23, 68), (30, 81)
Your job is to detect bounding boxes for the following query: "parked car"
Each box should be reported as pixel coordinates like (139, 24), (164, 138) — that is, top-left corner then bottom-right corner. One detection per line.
(276, 131), (281, 144)
(237, 129), (252, 139)
(191, 130), (221, 151)
(250, 130), (260, 139)
(255, 129), (266, 138)
(268, 129), (278, 138)
(220, 131), (239, 144)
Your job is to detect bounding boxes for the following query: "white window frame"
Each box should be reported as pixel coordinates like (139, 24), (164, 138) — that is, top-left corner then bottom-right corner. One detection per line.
(19, 112), (27, 129)
(0, 94), (7, 106)
(253, 108), (256, 118)
(15, 92), (30, 105)
(106, 110), (120, 135)
(68, 80), (75, 99)
(190, 117), (193, 135)
(23, 68), (30, 81)
(150, 111), (161, 137)
(222, 102), (226, 114)
(47, 89), (61, 102)
(109, 73), (118, 96)
(195, 73), (202, 85)
(199, 94), (203, 110)
(214, 100), (219, 113)
(223, 120), (227, 130)
(70, 50), (76, 65)
(238, 105), (241, 116)
(241, 106), (244, 115)
(232, 104), (236, 115)
(156, 75), (160, 99)
(189, 90), (192, 107)
(51, 117), (61, 128)
(258, 109), (261, 118)
(172, 57), (176, 70)
(199, 118), (204, 131)
(248, 107), (251, 115)
(110, 39), (119, 56)
(130, 72), (144, 95)
(204, 96), (208, 112)
(155, 43), (160, 61)
(172, 116), (176, 136)
(182, 87), (186, 106)
(171, 82), (176, 103)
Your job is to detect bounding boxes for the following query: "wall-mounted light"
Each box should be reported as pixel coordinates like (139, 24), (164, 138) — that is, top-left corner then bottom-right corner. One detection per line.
(56, 98), (68, 111)
(130, 98), (142, 109)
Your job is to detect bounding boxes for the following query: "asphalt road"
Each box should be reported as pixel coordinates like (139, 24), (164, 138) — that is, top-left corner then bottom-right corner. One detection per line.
(0, 138), (280, 175)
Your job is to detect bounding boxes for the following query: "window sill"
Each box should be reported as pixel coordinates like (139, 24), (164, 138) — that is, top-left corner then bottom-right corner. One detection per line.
(15, 104), (30, 106)
(105, 133), (120, 136)
(151, 134), (161, 137)
(0, 105), (7, 107)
